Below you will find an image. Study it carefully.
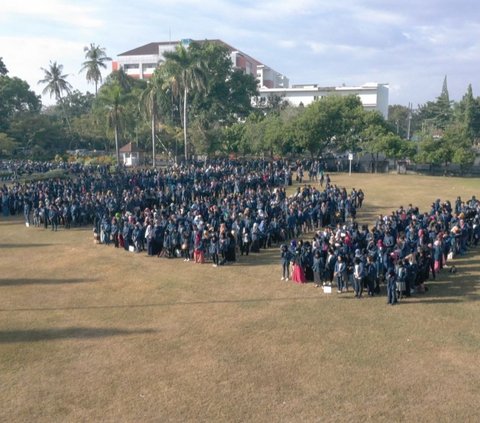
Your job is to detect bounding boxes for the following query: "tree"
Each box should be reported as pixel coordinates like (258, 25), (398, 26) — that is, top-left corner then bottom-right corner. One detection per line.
(375, 133), (416, 161)
(38, 61), (72, 102)
(0, 132), (19, 157)
(416, 123), (473, 168)
(80, 43), (112, 95)
(293, 96), (346, 157)
(0, 75), (41, 131)
(435, 75), (453, 129)
(221, 123), (246, 155)
(0, 57), (8, 76)
(96, 82), (130, 165)
(62, 90), (95, 118)
(8, 113), (67, 156)
(106, 68), (138, 93)
(388, 104), (418, 139)
(417, 76), (453, 133)
(38, 61), (73, 135)
(163, 42), (207, 160)
(455, 84), (480, 143)
(140, 69), (169, 167)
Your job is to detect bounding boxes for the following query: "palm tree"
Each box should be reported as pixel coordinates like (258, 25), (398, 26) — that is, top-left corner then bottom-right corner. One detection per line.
(140, 69), (167, 167)
(38, 61), (73, 132)
(38, 60), (73, 101)
(97, 82), (129, 165)
(163, 43), (206, 161)
(80, 43), (112, 95)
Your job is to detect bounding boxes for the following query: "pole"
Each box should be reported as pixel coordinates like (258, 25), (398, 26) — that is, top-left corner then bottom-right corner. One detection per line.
(407, 102), (412, 140)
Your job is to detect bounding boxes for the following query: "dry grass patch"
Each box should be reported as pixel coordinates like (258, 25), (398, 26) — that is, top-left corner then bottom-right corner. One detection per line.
(0, 173), (479, 422)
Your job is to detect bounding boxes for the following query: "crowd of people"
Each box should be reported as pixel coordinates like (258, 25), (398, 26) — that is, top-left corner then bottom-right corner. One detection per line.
(1, 159), (478, 305)
(281, 196), (480, 304)
(1, 159), (350, 253)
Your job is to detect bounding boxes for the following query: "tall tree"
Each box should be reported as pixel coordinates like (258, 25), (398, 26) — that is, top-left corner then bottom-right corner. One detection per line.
(96, 82), (130, 165)
(38, 61), (72, 102)
(38, 61), (73, 133)
(435, 75), (453, 129)
(163, 42), (206, 160)
(457, 84), (480, 143)
(80, 43), (112, 95)
(140, 69), (169, 167)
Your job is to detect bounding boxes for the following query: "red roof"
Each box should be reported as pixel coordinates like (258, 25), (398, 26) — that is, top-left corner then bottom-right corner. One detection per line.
(119, 142), (143, 153)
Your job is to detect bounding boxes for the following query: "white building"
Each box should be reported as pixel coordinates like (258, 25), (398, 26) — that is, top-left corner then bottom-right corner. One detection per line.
(113, 39), (288, 89)
(114, 40), (388, 118)
(256, 82), (389, 118)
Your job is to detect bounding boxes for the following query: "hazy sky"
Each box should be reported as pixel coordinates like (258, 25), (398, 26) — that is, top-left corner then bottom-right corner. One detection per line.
(2, 0), (479, 107)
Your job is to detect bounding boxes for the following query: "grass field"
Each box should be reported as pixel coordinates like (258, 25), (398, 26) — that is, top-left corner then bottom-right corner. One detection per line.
(0, 173), (479, 422)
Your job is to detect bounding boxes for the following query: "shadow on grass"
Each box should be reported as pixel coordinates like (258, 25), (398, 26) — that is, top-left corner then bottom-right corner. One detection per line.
(233, 249), (279, 266)
(0, 243), (54, 249)
(0, 327), (156, 343)
(0, 296), (325, 312)
(421, 247), (480, 302)
(0, 278), (96, 287)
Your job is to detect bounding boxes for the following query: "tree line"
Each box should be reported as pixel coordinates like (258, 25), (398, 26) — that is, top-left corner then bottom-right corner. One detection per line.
(0, 43), (478, 169)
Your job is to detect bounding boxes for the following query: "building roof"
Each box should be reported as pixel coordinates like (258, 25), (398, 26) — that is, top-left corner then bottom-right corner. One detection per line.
(119, 142), (143, 153)
(118, 39), (248, 57)
(118, 42), (174, 56)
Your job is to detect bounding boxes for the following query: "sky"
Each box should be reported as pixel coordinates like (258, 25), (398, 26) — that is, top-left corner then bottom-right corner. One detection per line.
(1, 0), (480, 108)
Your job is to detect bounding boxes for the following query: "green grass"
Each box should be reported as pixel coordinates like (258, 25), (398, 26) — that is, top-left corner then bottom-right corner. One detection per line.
(0, 173), (479, 422)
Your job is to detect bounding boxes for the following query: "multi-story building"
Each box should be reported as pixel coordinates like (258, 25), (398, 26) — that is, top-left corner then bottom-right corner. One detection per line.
(112, 39), (289, 89)
(113, 40), (388, 118)
(255, 82), (389, 118)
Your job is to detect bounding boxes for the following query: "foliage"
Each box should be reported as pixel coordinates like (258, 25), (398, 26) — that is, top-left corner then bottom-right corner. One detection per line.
(417, 123), (474, 167)
(0, 75), (41, 131)
(18, 168), (69, 183)
(95, 81), (132, 164)
(80, 43), (112, 95)
(38, 61), (72, 101)
(8, 113), (67, 155)
(455, 84), (480, 143)
(0, 132), (19, 157)
(3, 45), (480, 168)
(0, 57), (8, 76)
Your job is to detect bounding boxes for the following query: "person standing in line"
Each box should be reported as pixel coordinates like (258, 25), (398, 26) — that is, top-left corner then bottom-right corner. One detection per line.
(111, 217), (119, 248)
(241, 227), (251, 256)
(396, 260), (407, 300)
(386, 269), (397, 305)
(326, 248), (336, 285)
(209, 232), (220, 267)
(145, 222), (154, 255)
(291, 249), (306, 284)
(280, 244), (292, 281)
(313, 249), (324, 287)
(353, 256), (364, 298)
(334, 255), (347, 293)
(365, 255), (377, 296)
